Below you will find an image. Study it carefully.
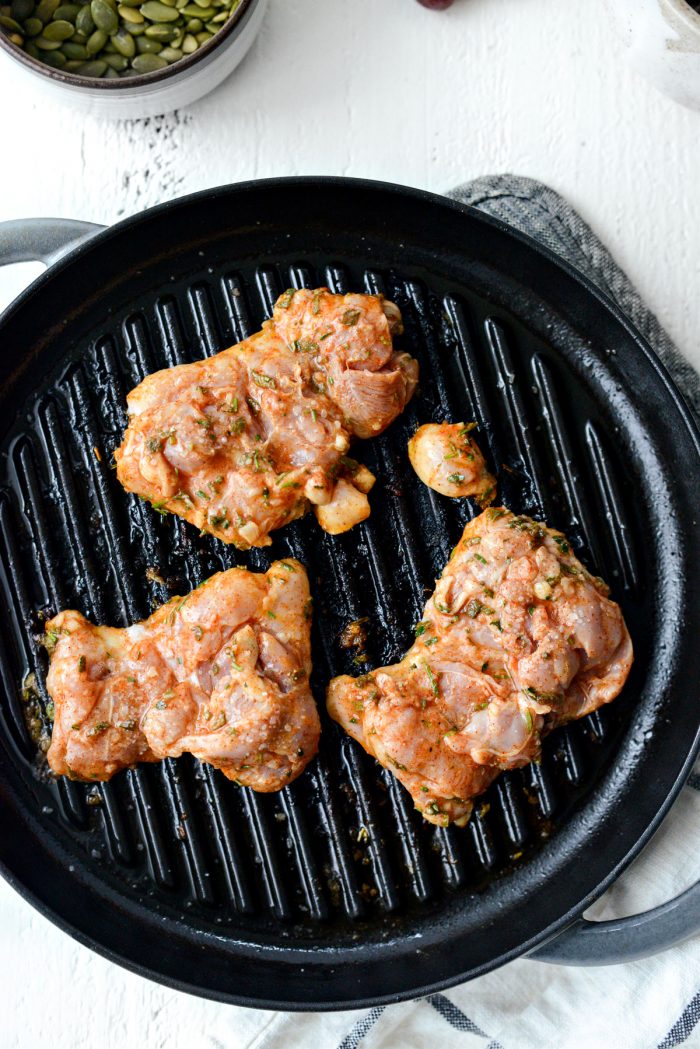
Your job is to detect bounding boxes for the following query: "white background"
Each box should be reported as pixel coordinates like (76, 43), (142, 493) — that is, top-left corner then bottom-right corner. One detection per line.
(1, 0), (699, 1046)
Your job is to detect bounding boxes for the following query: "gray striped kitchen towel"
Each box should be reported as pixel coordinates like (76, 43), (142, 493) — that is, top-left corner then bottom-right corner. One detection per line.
(205, 176), (700, 1049)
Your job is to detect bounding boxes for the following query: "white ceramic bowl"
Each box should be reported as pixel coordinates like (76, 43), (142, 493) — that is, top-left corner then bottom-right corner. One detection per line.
(0, 0), (267, 119)
(606, 0), (700, 110)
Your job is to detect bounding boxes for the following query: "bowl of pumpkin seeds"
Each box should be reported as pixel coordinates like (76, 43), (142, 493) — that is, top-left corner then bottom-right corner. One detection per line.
(0, 0), (266, 116)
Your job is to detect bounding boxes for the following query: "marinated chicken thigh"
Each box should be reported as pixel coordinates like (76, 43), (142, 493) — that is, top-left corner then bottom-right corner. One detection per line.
(408, 422), (495, 504)
(46, 560), (319, 789)
(328, 508), (633, 826)
(116, 289), (418, 548)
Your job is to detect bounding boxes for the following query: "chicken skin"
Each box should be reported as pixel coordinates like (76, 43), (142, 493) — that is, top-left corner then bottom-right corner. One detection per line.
(328, 508), (633, 827)
(115, 289), (418, 548)
(408, 422), (496, 505)
(46, 560), (319, 790)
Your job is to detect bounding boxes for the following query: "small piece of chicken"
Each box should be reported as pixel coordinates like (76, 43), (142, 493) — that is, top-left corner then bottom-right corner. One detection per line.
(408, 422), (495, 504)
(46, 560), (319, 789)
(115, 288), (418, 548)
(328, 508), (633, 827)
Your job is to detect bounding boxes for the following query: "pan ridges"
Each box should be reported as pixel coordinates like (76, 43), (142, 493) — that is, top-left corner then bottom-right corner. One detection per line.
(0, 262), (637, 927)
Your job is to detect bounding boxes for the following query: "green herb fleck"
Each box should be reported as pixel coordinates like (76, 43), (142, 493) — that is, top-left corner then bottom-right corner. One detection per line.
(423, 660), (439, 697)
(251, 370), (276, 389)
(87, 721), (110, 736)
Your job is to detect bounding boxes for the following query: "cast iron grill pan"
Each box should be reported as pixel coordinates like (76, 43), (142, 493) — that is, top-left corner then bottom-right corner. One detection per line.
(0, 180), (699, 1008)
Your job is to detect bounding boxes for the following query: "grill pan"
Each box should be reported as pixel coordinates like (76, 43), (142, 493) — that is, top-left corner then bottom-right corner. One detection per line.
(1, 177), (700, 1009)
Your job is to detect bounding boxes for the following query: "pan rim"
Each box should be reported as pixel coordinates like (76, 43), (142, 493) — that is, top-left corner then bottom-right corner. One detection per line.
(3, 174), (699, 446)
(0, 735), (698, 1013)
(1, 175), (700, 1008)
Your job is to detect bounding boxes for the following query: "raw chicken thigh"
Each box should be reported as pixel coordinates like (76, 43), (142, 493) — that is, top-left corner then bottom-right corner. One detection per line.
(116, 288), (418, 548)
(46, 560), (318, 790)
(328, 508), (633, 826)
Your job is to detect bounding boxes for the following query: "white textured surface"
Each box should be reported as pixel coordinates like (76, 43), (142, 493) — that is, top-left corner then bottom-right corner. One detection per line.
(1, 0), (700, 1045)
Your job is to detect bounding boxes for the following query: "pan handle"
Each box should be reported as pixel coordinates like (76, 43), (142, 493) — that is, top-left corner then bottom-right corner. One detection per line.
(530, 878), (700, 965)
(0, 218), (104, 268)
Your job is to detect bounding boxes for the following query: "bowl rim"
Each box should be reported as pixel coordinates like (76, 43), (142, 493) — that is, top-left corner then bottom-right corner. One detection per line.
(663, 0), (700, 32)
(0, 0), (257, 91)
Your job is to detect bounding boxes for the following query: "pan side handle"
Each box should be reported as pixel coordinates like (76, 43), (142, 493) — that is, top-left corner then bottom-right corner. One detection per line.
(0, 218), (104, 268)
(530, 879), (700, 965)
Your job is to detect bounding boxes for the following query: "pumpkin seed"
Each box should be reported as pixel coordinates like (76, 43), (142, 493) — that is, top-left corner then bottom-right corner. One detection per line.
(142, 20), (172, 37)
(117, 3), (141, 20)
(139, 0), (178, 20)
(42, 18), (74, 37)
(25, 37), (39, 53)
(85, 25), (105, 48)
(181, 4), (211, 15)
(109, 24), (132, 51)
(7, 28), (22, 41)
(131, 49), (164, 70)
(23, 15), (42, 33)
(104, 63), (118, 74)
(35, 33), (62, 45)
(42, 45), (67, 63)
(0, 12), (22, 29)
(76, 55), (105, 73)
(35, 0), (59, 22)
(11, 0), (33, 19)
(123, 19), (144, 31)
(54, 3), (81, 19)
(74, 4), (93, 30)
(64, 56), (85, 67)
(194, 28), (209, 41)
(158, 42), (179, 59)
(103, 49), (125, 66)
(90, 0), (116, 30)
(60, 38), (86, 55)
(184, 16), (200, 29)
(134, 32), (158, 49)
(180, 29), (195, 50)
